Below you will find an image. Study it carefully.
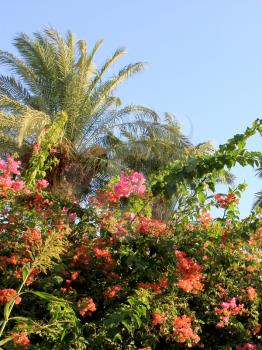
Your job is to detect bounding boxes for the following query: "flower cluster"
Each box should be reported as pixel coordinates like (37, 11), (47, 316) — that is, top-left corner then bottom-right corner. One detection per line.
(215, 297), (245, 328)
(214, 193), (239, 208)
(200, 210), (212, 226)
(175, 250), (204, 294)
(236, 343), (256, 350)
(104, 284), (122, 298)
(93, 171), (146, 206)
(173, 315), (200, 345)
(0, 155), (24, 192)
(151, 311), (165, 326)
(113, 171), (146, 199)
(0, 289), (21, 304)
(246, 287), (257, 301)
(139, 274), (168, 294)
(22, 227), (42, 247)
(77, 296), (96, 317)
(12, 331), (30, 349)
(136, 216), (167, 237)
(36, 179), (49, 190)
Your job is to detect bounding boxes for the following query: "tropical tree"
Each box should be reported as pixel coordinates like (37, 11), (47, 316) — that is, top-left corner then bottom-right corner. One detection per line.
(0, 28), (156, 195)
(0, 28), (235, 202)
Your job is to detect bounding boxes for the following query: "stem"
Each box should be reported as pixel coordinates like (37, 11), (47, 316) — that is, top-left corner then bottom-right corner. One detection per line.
(0, 268), (32, 339)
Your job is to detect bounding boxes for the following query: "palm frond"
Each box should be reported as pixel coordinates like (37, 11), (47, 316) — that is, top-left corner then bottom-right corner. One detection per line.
(91, 62), (145, 113)
(17, 109), (51, 146)
(0, 75), (31, 103)
(89, 47), (126, 92)
(0, 95), (27, 113)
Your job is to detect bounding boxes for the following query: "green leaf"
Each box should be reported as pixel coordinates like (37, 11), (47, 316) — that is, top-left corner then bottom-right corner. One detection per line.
(30, 291), (67, 303)
(3, 299), (13, 321)
(0, 337), (13, 346)
(113, 333), (123, 342)
(121, 320), (133, 335)
(132, 314), (142, 328)
(9, 316), (30, 322)
(198, 192), (205, 206)
(22, 262), (31, 282)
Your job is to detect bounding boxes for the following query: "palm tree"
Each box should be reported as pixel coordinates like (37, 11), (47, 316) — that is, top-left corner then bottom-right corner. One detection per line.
(0, 28), (234, 204)
(0, 28), (156, 195)
(108, 113), (192, 177)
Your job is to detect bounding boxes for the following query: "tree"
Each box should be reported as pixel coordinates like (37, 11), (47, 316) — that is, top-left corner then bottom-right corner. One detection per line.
(0, 28), (156, 195)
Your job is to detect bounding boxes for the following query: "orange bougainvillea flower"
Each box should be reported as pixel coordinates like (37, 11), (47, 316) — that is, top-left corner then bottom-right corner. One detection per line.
(0, 289), (21, 304)
(152, 311), (165, 326)
(173, 315), (200, 344)
(200, 210), (212, 226)
(77, 297), (96, 317)
(247, 286), (257, 301)
(104, 285), (122, 298)
(12, 331), (30, 349)
(175, 250), (204, 294)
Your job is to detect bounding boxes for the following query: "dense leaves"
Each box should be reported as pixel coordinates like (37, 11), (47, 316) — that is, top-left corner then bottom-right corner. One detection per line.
(0, 149), (261, 349)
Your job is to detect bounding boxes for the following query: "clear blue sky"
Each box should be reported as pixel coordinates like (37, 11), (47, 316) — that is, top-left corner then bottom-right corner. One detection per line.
(0, 0), (261, 216)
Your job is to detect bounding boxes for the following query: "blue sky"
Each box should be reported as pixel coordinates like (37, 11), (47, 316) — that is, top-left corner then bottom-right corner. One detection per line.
(0, 0), (261, 216)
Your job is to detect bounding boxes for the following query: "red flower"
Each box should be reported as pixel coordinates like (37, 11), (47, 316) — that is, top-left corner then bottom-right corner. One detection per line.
(214, 192), (239, 208)
(152, 311), (165, 326)
(137, 216), (167, 237)
(236, 343), (256, 350)
(77, 297), (96, 317)
(104, 285), (122, 298)
(173, 315), (200, 344)
(36, 179), (49, 190)
(71, 271), (80, 281)
(0, 289), (21, 304)
(200, 211), (212, 226)
(159, 274), (168, 289)
(93, 247), (112, 263)
(23, 228), (42, 246)
(11, 180), (24, 191)
(12, 331), (30, 349)
(247, 286), (257, 301)
(175, 250), (204, 294)
(33, 142), (41, 153)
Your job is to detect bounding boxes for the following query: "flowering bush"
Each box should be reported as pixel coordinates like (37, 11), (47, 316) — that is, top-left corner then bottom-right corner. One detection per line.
(0, 156), (261, 349)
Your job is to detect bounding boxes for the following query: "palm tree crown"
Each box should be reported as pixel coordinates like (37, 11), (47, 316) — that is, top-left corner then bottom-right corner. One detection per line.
(0, 28), (157, 194)
(0, 28), (149, 148)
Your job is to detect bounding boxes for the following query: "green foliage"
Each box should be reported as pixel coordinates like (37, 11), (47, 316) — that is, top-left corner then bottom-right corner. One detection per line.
(152, 118), (262, 199)
(0, 134), (261, 349)
(24, 111), (67, 186)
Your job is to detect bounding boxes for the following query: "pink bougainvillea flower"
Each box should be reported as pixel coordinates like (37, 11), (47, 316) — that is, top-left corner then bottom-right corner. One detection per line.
(236, 343), (256, 350)
(113, 171), (146, 199)
(11, 180), (24, 191)
(33, 142), (41, 153)
(36, 179), (49, 190)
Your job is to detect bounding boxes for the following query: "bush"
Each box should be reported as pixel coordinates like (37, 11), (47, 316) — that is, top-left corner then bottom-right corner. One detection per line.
(0, 157), (261, 349)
